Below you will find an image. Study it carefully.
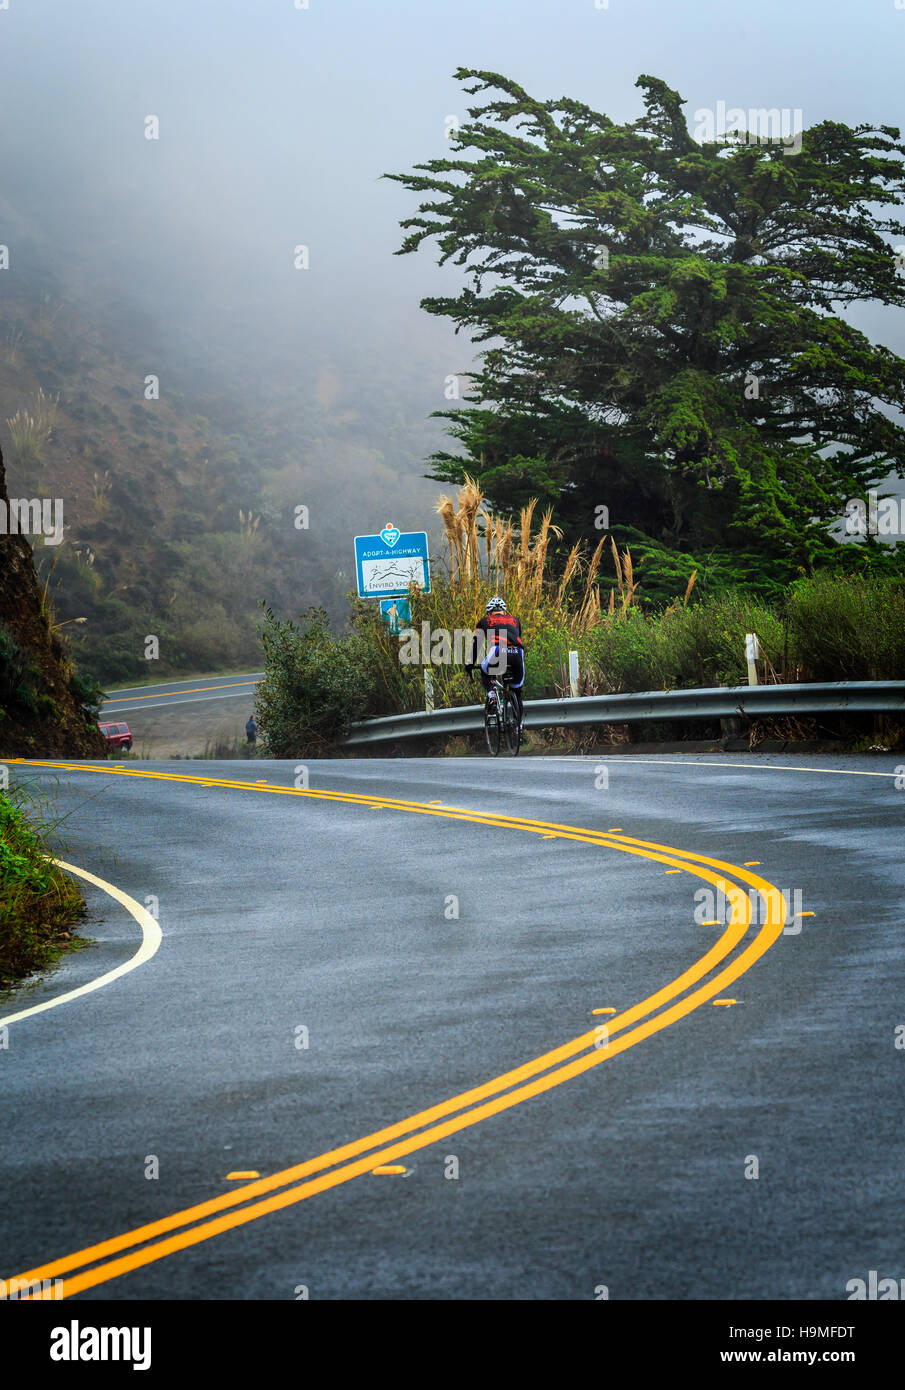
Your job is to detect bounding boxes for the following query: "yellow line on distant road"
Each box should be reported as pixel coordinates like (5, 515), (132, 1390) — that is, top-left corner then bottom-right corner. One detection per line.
(3, 759), (788, 1298)
(101, 680), (260, 704)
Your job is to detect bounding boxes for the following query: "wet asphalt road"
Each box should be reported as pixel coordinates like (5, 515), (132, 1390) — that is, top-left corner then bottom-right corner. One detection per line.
(1, 753), (903, 1301)
(100, 674), (264, 715)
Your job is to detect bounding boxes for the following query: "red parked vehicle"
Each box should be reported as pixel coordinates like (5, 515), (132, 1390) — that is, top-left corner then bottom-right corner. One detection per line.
(98, 721), (132, 752)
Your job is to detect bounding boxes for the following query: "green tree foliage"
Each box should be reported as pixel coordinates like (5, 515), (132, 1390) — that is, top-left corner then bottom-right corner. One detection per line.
(387, 69), (905, 597)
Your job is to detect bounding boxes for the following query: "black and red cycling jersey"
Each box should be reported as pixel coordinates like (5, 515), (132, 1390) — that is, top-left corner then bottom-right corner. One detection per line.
(470, 612), (524, 665)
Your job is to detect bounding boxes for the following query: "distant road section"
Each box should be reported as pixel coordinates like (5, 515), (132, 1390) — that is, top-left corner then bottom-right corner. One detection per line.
(100, 673), (263, 757)
(101, 673), (264, 713)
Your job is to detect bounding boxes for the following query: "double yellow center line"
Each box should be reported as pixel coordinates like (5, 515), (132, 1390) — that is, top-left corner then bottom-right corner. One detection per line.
(101, 679), (260, 704)
(3, 759), (788, 1298)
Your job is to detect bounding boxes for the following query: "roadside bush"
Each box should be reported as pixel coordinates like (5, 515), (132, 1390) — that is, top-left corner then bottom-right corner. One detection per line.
(524, 609), (573, 696)
(0, 790), (85, 981)
(340, 571), (905, 723)
(583, 593), (789, 691)
(256, 606), (380, 756)
(784, 574), (905, 681)
(253, 477), (905, 749)
(68, 669), (105, 723)
(0, 626), (41, 713)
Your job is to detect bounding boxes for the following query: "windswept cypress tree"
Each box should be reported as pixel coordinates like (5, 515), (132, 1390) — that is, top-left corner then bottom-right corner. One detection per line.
(387, 70), (905, 599)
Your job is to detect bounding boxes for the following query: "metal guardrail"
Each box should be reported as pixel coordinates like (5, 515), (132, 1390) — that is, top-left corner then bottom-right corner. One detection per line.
(342, 681), (905, 746)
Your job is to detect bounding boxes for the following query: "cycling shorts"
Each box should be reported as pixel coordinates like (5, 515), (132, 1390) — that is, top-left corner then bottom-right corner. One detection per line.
(480, 643), (525, 689)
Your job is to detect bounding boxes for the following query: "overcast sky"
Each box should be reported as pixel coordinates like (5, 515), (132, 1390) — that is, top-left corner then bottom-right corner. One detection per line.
(1, 0), (902, 468)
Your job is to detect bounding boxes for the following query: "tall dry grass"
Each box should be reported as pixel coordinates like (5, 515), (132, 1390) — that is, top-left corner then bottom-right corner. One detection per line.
(351, 475), (642, 711)
(433, 474), (624, 633)
(6, 389), (60, 473)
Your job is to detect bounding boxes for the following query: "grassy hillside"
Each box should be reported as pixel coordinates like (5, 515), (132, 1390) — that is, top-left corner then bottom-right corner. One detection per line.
(0, 247), (444, 687)
(0, 438), (106, 757)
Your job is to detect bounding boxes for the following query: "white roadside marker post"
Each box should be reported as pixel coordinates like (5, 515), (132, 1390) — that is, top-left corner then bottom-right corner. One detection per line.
(425, 667), (435, 713)
(745, 633), (760, 687)
(568, 650), (580, 698)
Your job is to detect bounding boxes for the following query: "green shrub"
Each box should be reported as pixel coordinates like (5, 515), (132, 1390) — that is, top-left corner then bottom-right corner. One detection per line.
(0, 789), (85, 980)
(785, 574), (905, 681)
(524, 610), (572, 696)
(255, 573), (905, 747)
(68, 669), (105, 722)
(0, 627), (42, 713)
(256, 606), (380, 756)
(582, 584), (888, 691)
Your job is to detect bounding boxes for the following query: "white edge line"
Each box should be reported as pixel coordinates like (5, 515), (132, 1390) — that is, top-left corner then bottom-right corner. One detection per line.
(0, 860), (162, 1027)
(538, 756), (899, 778)
(103, 675), (263, 698)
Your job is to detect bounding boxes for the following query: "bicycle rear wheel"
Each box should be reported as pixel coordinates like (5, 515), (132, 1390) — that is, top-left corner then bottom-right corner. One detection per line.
(484, 696), (501, 755)
(503, 691), (521, 756)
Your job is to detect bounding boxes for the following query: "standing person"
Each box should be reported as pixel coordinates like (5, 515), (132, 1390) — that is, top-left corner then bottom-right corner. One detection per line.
(465, 596), (526, 729)
(245, 713), (258, 746)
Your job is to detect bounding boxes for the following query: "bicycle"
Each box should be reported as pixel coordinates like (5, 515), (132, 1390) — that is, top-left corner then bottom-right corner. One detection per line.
(470, 669), (521, 757)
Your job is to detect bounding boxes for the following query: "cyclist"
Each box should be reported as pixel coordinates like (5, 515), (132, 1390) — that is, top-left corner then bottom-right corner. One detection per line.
(465, 596), (526, 729)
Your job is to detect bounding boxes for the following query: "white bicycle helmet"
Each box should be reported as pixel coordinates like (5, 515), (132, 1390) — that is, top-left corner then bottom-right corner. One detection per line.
(485, 596), (507, 614)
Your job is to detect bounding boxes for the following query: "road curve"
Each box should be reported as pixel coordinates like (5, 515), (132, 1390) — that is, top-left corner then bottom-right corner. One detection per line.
(1, 753), (902, 1300)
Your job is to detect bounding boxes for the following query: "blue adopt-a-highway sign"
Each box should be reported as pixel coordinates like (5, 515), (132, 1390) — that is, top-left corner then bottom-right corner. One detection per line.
(353, 523), (431, 599)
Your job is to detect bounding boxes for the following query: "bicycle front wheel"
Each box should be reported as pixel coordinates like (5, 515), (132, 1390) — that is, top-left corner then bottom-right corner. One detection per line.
(484, 698), (501, 756)
(503, 692), (521, 756)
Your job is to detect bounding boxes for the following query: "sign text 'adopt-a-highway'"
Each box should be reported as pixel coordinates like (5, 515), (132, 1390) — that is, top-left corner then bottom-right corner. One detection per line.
(353, 524), (431, 599)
